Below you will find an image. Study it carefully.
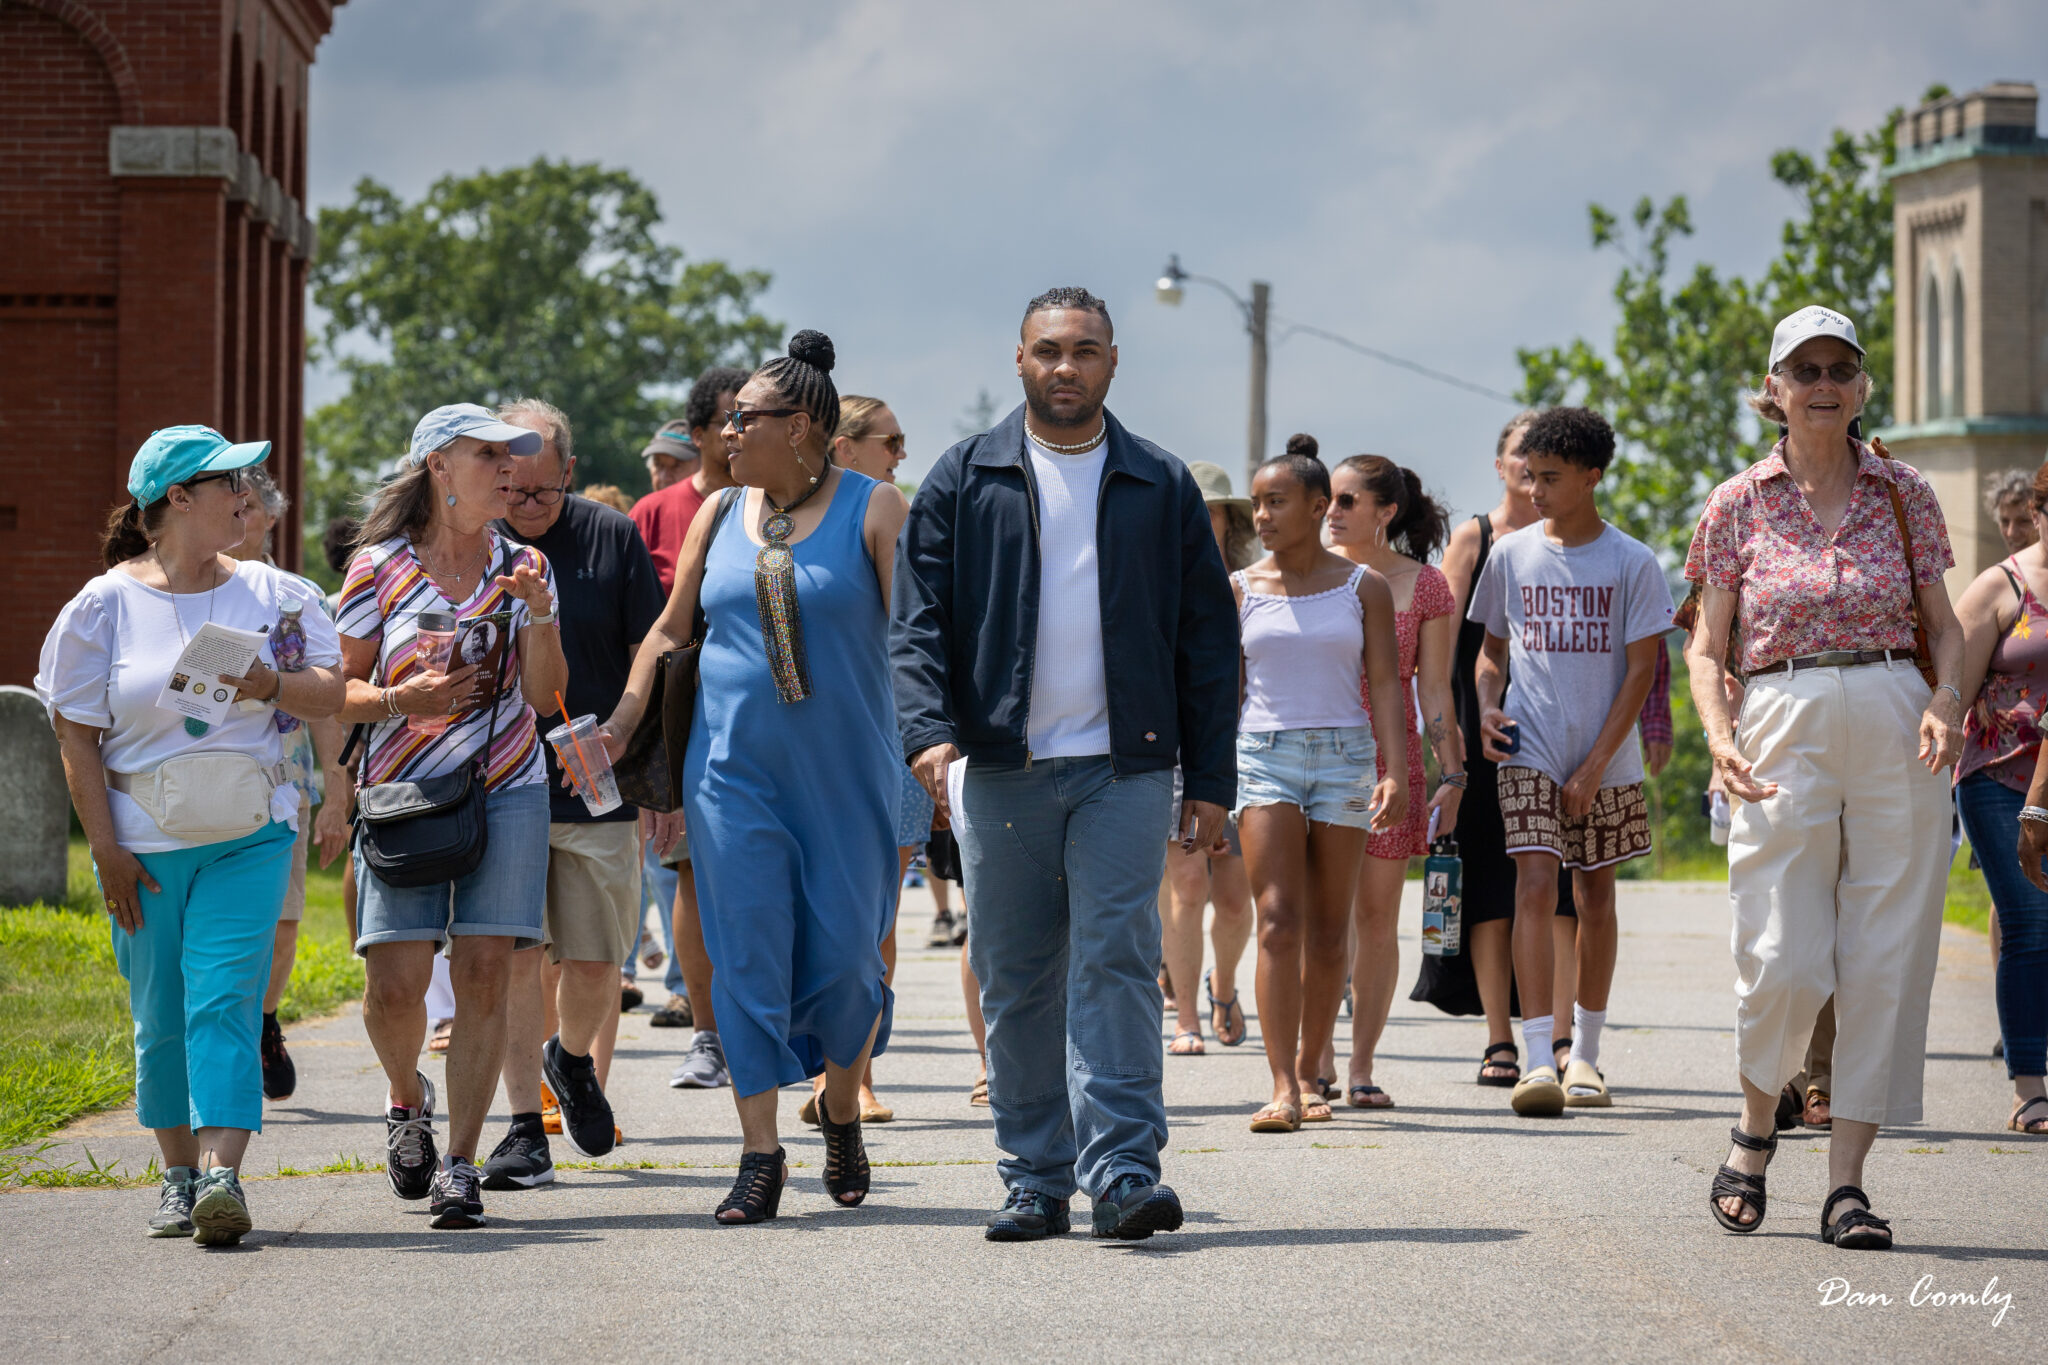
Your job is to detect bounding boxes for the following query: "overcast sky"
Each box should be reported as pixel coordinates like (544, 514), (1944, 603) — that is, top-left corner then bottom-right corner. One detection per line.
(307, 0), (2046, 520)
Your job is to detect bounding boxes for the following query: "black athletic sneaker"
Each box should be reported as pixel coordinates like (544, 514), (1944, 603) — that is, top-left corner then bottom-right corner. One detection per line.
(260, 1012), (296, 1100)
(480, 1124), (555, 1190)
(385, 1072), (438, 1201)
(1090, 1174), (1184, 1240)
(541, 1035), (616, 1159)
(985, 1187), (1071, 1242)
(428, 1156), (486, 1229)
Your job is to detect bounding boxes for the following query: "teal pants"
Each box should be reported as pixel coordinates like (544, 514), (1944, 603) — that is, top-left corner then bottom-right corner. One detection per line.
(103, 820), (294, 1133)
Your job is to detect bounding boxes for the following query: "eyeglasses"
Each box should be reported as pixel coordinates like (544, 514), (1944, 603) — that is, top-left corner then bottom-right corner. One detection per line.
(505, 480), (570, 506)
(182, 469), (247, 494)
(726, 407), (800, 433)
(860, 433), (906, 456)
(1774, 360), (1864, 386)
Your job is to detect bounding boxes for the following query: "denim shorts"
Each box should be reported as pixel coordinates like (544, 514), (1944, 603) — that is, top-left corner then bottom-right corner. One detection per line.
(1235, 725), (1379, 828)
(353, 781), (551, 954)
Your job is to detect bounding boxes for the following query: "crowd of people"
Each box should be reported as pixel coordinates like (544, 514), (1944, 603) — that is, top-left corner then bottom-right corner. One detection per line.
(33, 293), (2045, 1254)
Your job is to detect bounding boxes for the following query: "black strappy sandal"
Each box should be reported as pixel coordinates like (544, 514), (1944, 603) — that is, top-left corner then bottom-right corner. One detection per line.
(1477, 1042), (1520, 1088)
(714, 1147), (786, 1225)
(1822, 1184), (1894, 1250)
(1774, 1081), (1803, 1132)
(818, 1092), (871, 1207)
(1709, 1125), (1777, 1232)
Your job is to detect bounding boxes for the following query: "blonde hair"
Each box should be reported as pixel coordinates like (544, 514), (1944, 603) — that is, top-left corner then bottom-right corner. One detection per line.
(581, 484), (634, 515)
(837, 395), (889, 443)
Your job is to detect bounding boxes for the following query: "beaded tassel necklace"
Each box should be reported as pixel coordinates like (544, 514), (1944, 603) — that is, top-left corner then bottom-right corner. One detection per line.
(755, 458), (826, 703)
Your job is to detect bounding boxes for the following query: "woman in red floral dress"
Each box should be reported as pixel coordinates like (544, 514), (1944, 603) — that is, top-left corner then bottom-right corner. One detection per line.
(1325, 455), (1461, 1107)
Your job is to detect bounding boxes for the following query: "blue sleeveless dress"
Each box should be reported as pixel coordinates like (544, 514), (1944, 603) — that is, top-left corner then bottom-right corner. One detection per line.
(683, 470), (900, 1094)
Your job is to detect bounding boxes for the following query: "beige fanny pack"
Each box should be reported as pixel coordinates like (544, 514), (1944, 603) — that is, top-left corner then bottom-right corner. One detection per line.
(108, 753), (287, 846)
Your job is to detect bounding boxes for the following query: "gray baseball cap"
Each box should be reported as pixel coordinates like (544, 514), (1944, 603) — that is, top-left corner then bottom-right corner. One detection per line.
(407, 403), (544, 465)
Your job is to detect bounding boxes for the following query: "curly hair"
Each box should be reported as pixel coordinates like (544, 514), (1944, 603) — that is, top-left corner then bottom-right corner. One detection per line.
(1518, 406), (1615, 472)
(685, 366), (752, 435)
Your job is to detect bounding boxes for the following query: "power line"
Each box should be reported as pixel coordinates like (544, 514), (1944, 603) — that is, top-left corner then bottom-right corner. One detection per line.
(1274, 317), (1524, 407)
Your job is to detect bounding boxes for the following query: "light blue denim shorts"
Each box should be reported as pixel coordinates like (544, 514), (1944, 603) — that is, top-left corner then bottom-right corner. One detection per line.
(1235, 725), (1379, 829)
(353, 780), (551, 954)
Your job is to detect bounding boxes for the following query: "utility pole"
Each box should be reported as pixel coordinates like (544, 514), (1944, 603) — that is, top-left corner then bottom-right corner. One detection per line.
(1246, 280), (1270, 491)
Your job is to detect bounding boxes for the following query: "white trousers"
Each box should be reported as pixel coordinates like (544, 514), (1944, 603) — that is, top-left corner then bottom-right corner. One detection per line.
(1728, 660), (1949, 1126)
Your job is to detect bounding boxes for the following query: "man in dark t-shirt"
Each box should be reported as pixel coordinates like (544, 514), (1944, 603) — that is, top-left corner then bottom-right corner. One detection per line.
(482, 399), (664, 1186)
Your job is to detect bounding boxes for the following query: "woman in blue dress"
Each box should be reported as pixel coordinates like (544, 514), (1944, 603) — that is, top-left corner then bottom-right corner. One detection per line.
(602, 331), (905, 1223)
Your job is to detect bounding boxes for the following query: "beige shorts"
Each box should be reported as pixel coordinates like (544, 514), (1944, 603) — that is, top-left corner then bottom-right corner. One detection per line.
(542, 820), (643, 965)
(1498, 766), (1651, 871)
(280, 794), (312, 922)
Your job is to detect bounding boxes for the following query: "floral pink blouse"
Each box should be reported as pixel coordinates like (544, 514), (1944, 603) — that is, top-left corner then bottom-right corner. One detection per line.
(1683, 439), (1953, 675)
(1959, 558), (2048, 792)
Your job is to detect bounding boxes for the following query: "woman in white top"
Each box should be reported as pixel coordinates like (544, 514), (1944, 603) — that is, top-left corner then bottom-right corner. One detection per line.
(37, 425), (344, 1245)
(1236, 435), (1408, 1132)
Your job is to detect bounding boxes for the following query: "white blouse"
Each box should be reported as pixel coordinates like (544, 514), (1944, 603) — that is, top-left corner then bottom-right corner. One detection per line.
(36, 559), (342, 854)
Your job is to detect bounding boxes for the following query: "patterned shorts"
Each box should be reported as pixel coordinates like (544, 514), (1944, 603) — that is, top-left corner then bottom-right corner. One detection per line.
(1497, 766), (1651, 870)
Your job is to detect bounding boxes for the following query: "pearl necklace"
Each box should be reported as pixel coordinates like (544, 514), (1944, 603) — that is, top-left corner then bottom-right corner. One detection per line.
(1026, 420), (1106, 455)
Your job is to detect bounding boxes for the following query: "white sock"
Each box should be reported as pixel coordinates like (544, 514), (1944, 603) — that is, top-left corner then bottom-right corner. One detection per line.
(1521, 1015), (1554, 1076)
(1572, 1005), (1608, 1071)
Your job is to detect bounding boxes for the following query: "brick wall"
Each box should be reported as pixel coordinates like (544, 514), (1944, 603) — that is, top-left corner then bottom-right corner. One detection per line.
(0, 0), (340, 685)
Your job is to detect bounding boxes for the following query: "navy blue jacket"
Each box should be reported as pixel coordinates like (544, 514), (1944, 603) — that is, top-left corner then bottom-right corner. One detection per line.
(889, 404), (1239, 809)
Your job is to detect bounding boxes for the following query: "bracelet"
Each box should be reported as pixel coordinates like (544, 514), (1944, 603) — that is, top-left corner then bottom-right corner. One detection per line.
(1439, 773), (1468, 789)
(2022, 807), (2048, 826)
(1935, 683), (1963, 706)
(529, 607), (558, 627)
(381, 687), (399, 718)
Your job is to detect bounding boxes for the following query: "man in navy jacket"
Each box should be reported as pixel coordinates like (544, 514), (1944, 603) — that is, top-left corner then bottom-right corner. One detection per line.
(891, 287), (1237, 1243)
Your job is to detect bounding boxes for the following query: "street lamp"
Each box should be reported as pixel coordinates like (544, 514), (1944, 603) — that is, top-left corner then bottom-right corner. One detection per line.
(1156, 254), (1269, 492)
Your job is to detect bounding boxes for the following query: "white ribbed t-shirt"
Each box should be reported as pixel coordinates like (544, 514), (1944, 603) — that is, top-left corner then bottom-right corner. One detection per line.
(1026, 435), (1111, 758)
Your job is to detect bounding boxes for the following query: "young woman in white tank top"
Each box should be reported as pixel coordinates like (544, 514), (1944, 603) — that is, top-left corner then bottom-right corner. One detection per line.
(1235, 435), (1408, 1134)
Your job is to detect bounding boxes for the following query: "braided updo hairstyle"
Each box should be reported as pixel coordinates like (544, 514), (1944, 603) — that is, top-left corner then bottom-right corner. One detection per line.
(754, 330), (841, 455)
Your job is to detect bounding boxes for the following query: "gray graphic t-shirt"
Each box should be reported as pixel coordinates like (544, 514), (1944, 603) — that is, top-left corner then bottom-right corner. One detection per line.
(1468, 521), (1674, 789)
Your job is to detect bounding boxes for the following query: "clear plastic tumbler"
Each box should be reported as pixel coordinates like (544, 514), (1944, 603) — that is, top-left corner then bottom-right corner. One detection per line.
(546, 712), (622, 816)
(408, 609), (459, 736)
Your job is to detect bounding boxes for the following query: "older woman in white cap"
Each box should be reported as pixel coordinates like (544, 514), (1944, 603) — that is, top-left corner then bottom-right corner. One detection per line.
(1684, 306), (1964, 1250)
(334, 402), (567, 1230)
(37, 425), (345, 1245)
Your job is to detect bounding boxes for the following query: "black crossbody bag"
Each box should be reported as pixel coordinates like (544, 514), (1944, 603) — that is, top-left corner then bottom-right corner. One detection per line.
(340, 553), (515, 888)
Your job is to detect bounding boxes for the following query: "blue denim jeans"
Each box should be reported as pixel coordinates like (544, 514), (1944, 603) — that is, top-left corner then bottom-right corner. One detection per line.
(626, 838), (684, 995)
(960, 757), (1174, 1199)
(1955, 773), (2048, 1077)
(353, 782), (551, 954)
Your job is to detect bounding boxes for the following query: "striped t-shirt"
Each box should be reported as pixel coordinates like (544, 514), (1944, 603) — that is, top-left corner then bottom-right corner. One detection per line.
(338, 532), (555, 792)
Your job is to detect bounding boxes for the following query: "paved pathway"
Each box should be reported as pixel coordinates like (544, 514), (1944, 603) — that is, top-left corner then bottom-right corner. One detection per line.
(3, 882), (2039, 1361)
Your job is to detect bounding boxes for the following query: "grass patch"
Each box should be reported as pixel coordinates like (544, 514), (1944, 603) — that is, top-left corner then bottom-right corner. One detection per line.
(1988, 1146), (2028, 1155)
(1946, 844), (1992, 935)
(1310, 1142), (1384, 1150)
(1905, 1146), (1945, 1155)
(0, 836), (362, 1151)
(1177, 1147), (1222, 1154)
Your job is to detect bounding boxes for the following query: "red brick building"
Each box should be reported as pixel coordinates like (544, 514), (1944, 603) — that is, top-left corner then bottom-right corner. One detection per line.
(0, 0), (345, 684)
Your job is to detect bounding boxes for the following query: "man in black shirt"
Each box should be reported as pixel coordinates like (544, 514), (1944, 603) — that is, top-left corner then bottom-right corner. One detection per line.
(482, 399), (665, 1186)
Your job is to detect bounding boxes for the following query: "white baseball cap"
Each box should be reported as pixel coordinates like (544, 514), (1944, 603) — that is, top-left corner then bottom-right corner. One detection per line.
(1768, 305), (1865, 372)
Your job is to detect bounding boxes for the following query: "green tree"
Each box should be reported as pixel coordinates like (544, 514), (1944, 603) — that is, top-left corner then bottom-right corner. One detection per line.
(306, 158), (781, 553)
(955, 386), (1001, 439)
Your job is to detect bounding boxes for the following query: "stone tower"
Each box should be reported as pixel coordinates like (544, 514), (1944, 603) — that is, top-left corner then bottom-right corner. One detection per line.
(1881, 81), (2048, 596)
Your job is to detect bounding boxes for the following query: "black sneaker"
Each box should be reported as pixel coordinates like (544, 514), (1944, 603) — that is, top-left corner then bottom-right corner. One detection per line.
(428, 1157), (486, 1229)
(148, 1166), (198, 1238)
(621, 983), (644, 1012)
(385, 1072), (438, 1201)
(985, 1187), (1071, 1242)
(1090, 1174), (1184, 1240)
(542, 1035), (616, 1159)
(480, 1124), (555, 1190)
(260, 1012), (296, 1100)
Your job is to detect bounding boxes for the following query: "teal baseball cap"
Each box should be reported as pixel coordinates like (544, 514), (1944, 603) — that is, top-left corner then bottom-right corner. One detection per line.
(128, 425), (272, 506)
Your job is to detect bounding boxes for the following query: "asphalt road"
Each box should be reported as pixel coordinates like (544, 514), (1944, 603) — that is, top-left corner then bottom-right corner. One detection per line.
(3, 881), (2039, 1362)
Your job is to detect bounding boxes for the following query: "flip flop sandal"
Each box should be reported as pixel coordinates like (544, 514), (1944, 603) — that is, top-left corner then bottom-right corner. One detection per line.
(1821, 1184), (1893, 1250)
(1205, 971), (1248, 1048)
(1709, 1124), (1777, 1233)
(1477, 1042), (1520, 1087)
(2007, 1096), (2048, 1134)
(969, 1077), (990, 1108)
(1347, 1085), (1395, 1109)
(1168, 1030), (1206, 1056)
(1313, 1077), (1341, 1102)
(1300, 1095), (1335, 1123)
(859, 1101), (894, 1124)
(1249, 1101), (1301, 1133)
(1804, 1087), (1833, 1129)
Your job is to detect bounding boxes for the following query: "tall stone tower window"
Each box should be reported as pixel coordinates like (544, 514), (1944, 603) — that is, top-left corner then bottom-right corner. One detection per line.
(1950, 261), (1967, 419)
(1925, 269), (1945, 420)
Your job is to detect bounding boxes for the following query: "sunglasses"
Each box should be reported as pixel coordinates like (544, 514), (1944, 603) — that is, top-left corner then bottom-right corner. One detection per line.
(861, 433), (906, 456)
(182, 469), (247, 495)
(1333, 491), (1360, 510)
(1773, 361), (1863, 386)
(505, 479), (570, 506)
(726, 407), (800, 433)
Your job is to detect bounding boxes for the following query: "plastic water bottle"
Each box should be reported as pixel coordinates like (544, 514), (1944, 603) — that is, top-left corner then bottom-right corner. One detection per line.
(270, 600), (307, 734)
(1421, 836), (1463, 956)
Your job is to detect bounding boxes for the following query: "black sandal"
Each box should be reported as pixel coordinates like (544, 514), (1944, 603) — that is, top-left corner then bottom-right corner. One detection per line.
(818, 1092), (871, 1207)
(1774, 1081), (1803, 1132)
(714, 1147), (786, 1224)
(1709, 1125), (1777, 1232)
(1477, 1042), (1520, 1087)
(1822, 1184), (1893, 1250)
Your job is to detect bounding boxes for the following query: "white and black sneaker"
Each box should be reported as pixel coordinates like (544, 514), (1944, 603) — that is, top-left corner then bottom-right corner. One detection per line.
(428, 1155), (486, 1229)
(148, 1166), (198, 1238)
(480, 1123), (555, 1190)
(385, 1071), (438, 1201)
(542, 1035), (616, 1158)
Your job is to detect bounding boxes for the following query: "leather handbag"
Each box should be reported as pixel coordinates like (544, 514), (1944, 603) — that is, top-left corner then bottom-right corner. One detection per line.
(1869, 436), (1941, 689)
(345, 552), (514, 888)
(614, 488), (736, 813)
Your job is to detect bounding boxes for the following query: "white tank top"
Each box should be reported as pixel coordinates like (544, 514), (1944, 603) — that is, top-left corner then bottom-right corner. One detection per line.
(1236, 566), (1374, 733)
